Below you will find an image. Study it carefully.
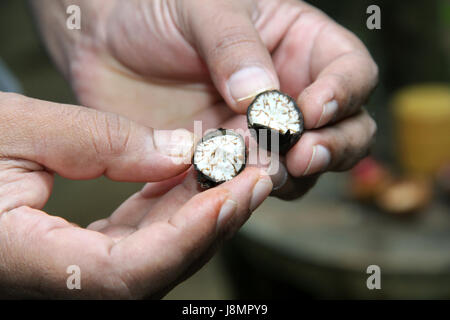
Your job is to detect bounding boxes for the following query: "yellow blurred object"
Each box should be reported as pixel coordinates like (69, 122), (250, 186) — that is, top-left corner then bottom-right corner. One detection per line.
(392, 84), (450, 175)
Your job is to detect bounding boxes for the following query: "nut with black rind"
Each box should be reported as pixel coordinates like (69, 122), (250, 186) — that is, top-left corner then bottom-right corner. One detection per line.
(247, 90), (304, 154)
(193, 129), (247, 189)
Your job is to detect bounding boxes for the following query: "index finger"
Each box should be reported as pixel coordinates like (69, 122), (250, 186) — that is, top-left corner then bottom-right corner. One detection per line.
(298, 48), (378, 129)
(109, 167), (272, 297)
(273, 9), (378, 129)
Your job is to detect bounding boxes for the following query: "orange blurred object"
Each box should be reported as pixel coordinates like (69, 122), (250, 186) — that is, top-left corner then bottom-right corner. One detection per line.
(350, 157), (433, 215)
(375, 177), (432, 215)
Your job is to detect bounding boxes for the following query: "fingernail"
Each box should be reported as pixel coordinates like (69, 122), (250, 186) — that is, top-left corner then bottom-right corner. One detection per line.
(153, 129), (194, 164)
(316, 100), (338, 128)
(250, 174), (273, 211)
(227, 67), (278, 105)
(265, 159), (288, 191)
(217, 199), (237, 232)
(303, 145), (331, 176)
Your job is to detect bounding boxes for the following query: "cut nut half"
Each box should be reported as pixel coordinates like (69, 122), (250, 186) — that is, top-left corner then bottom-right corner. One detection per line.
(247, 90), (304, 153)
(193, 129), (247, 188)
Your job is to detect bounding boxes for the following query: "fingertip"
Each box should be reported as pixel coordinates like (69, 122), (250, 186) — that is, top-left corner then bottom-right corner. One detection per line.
(286, 133), (326, 177)
(193, 187), (231, 212)
(225, 66), (279, 113)
(167, 188), (221, 230)
(217, 166), (264, 205)
(249, 173), (273, 212)
(297, 51), (378, 130)
(302, 144), (331, 176)
(172, 186), (230, 231)
(264, 159), (288, 191)
(224, 167), (272, 207)
(183, 0), (280, 115)
(153, 128), (195, 166)
(297, 82), (336, 129)
(228, 166), (264, 185)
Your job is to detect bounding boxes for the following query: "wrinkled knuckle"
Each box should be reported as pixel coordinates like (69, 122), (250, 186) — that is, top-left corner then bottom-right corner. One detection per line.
(69, 109), (100, 156)
(86, 111), (132, 157)
(104, 113), (132, 156)
(209, 25), (258, 60)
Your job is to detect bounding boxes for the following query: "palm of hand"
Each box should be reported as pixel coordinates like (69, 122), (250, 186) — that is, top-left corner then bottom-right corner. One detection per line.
(0, 154), (265, 298)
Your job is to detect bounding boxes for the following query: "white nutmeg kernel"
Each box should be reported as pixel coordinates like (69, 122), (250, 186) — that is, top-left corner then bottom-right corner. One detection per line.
(193, 130), (246, 184)
(248, 90), (302, 134)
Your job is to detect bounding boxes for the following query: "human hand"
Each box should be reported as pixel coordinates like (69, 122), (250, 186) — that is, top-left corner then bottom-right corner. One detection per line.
(31, 0), (377, 198)
(0, 92), (272, 298)
(219, 108), (376, 199)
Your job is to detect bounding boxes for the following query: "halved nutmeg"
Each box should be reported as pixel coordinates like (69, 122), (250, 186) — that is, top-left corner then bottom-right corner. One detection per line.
(193, 129), (246, 189)
(247, 90), (304, 154)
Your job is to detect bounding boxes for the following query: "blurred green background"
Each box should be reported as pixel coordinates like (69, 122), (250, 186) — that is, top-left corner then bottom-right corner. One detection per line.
(0, 0), (449, 299)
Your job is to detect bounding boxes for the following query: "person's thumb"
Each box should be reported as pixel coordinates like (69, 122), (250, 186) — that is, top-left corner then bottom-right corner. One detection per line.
(0, 93), (194, 182)
(180, 0), (279, 113)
